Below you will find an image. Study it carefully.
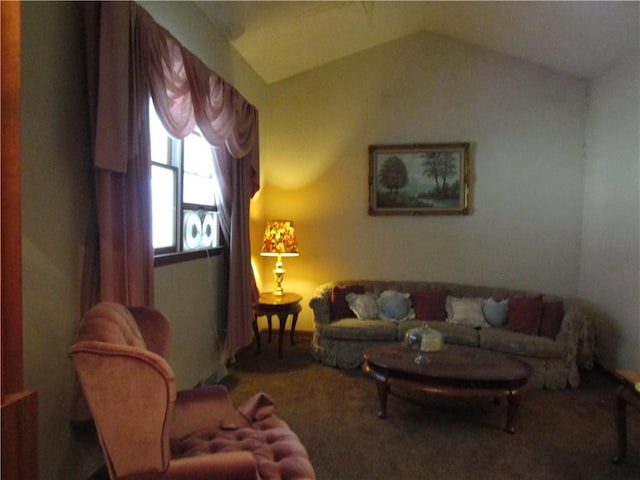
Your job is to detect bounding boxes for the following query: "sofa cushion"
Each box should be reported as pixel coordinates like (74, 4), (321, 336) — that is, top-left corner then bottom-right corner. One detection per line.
(330, 285), (364, 320)
(508, 294), (543, 335)
(412, 290), (448, 320)
(479, 327), (564, 359)
(345, 292), (378, 319)
(446, 296), (488, 328)
(172, 413), (316, 480)
(322, 318), (397, 341)
(539, 301), (564, 339)
(377, 290), (414, 322)
(483, 298), (509, 327)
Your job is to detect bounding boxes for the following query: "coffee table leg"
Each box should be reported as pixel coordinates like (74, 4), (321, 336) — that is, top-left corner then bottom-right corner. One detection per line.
(506, 390), (522, 434)
(611, 386), (627, 464)
(375, 379), (389, 419)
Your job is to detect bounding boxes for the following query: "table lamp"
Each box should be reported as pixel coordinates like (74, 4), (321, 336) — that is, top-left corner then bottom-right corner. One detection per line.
(260, 220), (299, 295)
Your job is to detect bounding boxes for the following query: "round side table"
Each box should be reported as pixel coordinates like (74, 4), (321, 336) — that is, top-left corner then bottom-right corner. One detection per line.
(253, 292), (302, 358)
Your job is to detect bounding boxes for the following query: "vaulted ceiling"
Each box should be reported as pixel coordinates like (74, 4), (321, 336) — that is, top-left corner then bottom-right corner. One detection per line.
(195, 1), (639, 84)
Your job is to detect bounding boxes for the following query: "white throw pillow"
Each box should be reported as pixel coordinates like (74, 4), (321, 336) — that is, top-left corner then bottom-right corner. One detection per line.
(446, 296), (488, 328)
(345, 292), (379, 319)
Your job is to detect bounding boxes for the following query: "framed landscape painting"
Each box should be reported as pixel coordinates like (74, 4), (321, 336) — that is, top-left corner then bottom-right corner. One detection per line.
(368, 143), (470, 215)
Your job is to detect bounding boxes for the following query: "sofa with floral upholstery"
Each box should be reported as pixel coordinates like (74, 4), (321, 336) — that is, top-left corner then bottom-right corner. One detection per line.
(309, 280), (596, 389)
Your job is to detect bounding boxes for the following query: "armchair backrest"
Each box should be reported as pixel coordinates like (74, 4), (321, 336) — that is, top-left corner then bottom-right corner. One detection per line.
(77, 302), (147, 347)
(70, 302), (176, 478)
(128, 306), (171, 359)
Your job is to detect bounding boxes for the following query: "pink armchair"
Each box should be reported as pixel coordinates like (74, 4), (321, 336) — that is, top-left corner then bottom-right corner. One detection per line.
(69, 302), (315, 480)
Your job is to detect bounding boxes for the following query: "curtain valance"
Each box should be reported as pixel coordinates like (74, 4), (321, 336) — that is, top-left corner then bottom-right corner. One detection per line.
(94, 2), (259, 196)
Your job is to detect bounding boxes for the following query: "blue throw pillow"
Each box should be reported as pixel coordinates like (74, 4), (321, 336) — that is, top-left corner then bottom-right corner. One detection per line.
(483, 298), (508, 327)
(377, 290), (415, 322)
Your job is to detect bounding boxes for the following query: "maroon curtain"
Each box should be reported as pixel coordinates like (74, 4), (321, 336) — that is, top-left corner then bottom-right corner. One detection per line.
(213, 147), (259, 352)
(84, 1), (260, 351)
(84, 2), (154, 308)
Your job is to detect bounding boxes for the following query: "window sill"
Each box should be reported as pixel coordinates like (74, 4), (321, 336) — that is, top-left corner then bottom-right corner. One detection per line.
(154, 247), (225, 267)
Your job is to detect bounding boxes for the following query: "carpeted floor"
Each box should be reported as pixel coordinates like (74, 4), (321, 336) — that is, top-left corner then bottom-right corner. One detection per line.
(222, 332), (640, 480)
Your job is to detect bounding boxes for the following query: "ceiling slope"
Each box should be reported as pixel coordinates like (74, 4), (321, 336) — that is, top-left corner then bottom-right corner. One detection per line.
(196, 1), (639, 84)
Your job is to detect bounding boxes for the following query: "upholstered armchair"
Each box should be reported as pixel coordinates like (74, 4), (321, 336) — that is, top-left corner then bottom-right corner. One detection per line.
(69, 302), (315, 480)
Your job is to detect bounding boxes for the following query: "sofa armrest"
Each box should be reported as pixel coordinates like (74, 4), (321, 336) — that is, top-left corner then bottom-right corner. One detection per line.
(554, 329), (576, 360)
(309, 283), (334, 325)
(558, 306), (595, 369)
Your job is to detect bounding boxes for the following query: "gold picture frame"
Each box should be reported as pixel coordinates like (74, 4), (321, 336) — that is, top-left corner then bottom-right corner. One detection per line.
(368, 143), (470, 216)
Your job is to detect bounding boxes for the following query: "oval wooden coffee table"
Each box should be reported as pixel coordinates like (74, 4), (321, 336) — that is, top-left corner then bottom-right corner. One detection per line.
(362, 343), (533, 433)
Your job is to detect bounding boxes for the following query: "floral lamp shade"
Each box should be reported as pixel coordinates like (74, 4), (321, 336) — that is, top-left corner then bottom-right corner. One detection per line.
(260, 220), (299, 257)
(260, 220), (299, 295)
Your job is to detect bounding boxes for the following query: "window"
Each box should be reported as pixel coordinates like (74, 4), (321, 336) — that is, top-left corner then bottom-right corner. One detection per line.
(149, 101), (221, 262)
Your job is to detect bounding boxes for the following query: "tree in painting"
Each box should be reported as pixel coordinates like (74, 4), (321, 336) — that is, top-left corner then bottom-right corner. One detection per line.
(422, 151), (458, 198)
(379, 155), (408, 195)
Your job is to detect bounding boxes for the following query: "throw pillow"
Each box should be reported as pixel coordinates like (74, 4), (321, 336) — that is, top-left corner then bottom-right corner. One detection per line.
(330, 285), (365, 320)
(345, 292), (379, 319)
(483, 298), (509, 327)
(539, 300), (564, 339)
(377, 290), (415, 322)
(446, 296), (488, 328)
(508, 294), (543, 335)
(412, 290), (448, 320)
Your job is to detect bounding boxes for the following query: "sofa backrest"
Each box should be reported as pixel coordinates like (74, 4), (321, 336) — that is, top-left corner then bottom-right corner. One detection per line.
(327, 280), (562, 303)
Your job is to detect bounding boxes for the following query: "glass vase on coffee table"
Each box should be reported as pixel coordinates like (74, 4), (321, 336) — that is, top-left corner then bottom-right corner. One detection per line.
(403, 322), (444, 365)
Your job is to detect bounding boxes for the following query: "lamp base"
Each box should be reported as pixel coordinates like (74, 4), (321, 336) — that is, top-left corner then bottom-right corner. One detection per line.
(273, 256), (285, 296)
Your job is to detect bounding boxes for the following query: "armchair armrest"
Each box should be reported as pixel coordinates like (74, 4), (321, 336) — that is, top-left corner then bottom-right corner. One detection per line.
(167, 451), (257, 480)
(171, 385), (237, 438)
(69, 341), (176, 476)
(308, 283), (334, 325)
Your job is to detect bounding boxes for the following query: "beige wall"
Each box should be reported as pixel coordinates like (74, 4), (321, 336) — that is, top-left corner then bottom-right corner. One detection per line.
(580, 50), (640, 370)
(21, 3), (96, 478)
(261, 31), (588, 332)
(154, 255), (228, 389)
